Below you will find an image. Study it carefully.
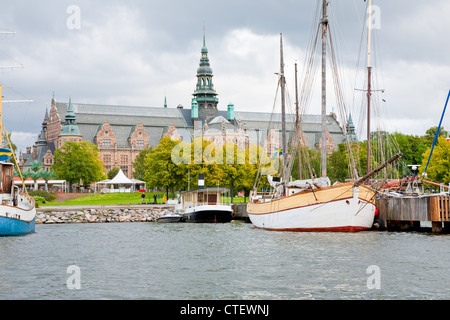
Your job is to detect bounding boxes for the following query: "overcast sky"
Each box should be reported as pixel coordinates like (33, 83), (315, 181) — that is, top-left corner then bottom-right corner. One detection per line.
(1, 0), (450, 153)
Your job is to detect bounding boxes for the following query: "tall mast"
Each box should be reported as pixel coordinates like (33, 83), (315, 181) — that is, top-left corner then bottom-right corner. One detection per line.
(295, 62), (302, 180)
(320, 0), (328, 177)
(366, 0), (373, 174)
(0, 84), (3, 146)
(280, 33), (287, 182)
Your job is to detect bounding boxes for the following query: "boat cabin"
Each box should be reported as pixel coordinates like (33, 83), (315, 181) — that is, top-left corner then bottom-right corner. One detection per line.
(0, 162), (13, 194)
(180, 187), (230, 210)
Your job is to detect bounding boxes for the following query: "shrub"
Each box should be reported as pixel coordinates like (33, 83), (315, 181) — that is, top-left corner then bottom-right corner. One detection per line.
(33, 196), (46, 203)
(28, 190), (56, 202)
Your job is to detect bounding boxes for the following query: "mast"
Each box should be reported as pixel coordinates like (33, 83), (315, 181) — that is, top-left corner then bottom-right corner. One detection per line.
(366, 0), (373, 174)
(320, 0), (328, 177)
(280, 33), (287, 183)
(295, 62), (302, 180)
(0, 84), (2, 146)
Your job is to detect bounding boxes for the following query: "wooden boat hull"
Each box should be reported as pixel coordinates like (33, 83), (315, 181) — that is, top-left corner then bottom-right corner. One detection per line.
(183, 205), (232, 223)
(247, 183), (376, 232)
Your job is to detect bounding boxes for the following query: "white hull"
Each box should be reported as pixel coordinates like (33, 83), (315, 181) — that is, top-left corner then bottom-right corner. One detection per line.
(248, 185), (376, 232)
(0, 193), (36, 222)
(0, 194), (36, 236)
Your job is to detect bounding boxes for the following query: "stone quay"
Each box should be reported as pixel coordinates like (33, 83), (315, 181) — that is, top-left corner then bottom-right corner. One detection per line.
(36, 205), (174, 224)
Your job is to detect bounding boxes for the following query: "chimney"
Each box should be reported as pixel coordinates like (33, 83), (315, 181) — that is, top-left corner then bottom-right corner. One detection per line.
(198, 174), (204, 189)
(32, 145), (37, 159)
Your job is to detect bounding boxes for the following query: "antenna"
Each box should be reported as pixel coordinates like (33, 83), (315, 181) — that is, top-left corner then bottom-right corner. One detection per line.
(0, 30), (24, 71)
(0, 84), (33, 145)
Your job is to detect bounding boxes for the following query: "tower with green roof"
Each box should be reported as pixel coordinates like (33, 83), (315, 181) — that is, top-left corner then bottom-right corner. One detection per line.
(193, 32), (219, 123)
(56, 96), (82, 148)
(346, 113), (358, 142)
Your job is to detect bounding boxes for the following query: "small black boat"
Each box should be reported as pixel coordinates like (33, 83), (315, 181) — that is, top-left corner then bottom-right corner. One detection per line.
(156, 212), (184, 223)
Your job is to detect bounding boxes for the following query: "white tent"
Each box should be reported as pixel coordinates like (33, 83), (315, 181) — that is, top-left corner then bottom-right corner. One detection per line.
(95, 169), (146, 193)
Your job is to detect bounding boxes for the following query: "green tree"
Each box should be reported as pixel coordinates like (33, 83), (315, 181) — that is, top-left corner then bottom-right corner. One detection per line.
(133, 147), (153, 181)
(144, 137), (186, 199)
(107, 167), (120, 180)
(22, 160), (44, 190)
(39, 169), (56, 192)
(423, 126), (448, 146)
(327, 143), (350, 183)
(52, 141), (105, 191)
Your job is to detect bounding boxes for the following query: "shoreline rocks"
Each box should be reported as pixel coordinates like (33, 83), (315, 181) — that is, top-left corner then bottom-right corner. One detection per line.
(35, 207), (173, 224)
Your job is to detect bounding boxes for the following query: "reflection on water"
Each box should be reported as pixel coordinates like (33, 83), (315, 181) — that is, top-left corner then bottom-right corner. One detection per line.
(0, 222), (449, 299)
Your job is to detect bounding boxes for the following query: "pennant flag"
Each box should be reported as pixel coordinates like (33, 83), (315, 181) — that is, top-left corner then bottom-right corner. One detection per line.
(0, 148), (12, 161)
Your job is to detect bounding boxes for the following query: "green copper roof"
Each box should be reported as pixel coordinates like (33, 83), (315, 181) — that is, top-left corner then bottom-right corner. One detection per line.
(197, 33), (213, 76)
(191, 98), (198, 118)
(60, 97), (82, 136)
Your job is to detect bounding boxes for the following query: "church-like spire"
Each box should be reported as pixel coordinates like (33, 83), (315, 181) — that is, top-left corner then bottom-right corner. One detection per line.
(164, 90), (167, 108)
(42, 107), (49, 127)
(193, 29), (219, 122)
(59, 96), (82, 137)
(65, 96), (76, 124)
(346, 113), (358, 142)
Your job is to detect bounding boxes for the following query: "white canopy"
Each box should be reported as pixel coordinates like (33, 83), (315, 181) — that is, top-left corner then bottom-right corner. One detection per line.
(106, 169), (134, 184)
(94, 169), (146, 193)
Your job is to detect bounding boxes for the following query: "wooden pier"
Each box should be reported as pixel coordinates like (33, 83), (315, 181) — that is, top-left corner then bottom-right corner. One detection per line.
(376, 195), (450, 233)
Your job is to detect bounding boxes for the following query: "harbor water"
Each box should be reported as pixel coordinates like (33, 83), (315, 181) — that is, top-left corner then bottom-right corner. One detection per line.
(0, 221), (449, 300)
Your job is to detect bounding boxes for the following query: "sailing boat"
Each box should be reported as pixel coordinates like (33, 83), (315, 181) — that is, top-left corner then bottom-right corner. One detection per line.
(247, 0), (402, 232)
(0, 84), (36, 236)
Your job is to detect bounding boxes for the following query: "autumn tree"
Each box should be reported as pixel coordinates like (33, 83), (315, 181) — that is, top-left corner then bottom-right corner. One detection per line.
(185, 137), (224, 189)
(420, 136), (450, 183)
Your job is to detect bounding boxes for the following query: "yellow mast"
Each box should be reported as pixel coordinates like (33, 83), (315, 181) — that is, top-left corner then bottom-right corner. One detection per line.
(0, 83), (2, 146)
(0, 83), (31, 199)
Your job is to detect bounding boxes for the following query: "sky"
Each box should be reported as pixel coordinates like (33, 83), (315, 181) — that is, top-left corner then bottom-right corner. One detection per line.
(1, 0), (450, 154)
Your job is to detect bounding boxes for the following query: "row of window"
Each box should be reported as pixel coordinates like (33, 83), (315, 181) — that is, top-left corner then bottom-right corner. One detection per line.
(102, 139), (145, 148)
(103, 154), (129, 164)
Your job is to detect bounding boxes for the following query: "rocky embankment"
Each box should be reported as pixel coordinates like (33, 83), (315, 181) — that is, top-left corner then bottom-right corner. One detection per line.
(36, 206), (172, 224)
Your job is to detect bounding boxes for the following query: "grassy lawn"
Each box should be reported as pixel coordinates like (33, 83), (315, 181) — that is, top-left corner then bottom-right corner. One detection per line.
(39, 192), (247, 206)
(39, 192), (164, 206)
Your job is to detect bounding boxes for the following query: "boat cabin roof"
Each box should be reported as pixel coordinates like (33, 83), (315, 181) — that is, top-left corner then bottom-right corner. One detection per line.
(0, 162), (13, 167)
(181, 187), (230, 195)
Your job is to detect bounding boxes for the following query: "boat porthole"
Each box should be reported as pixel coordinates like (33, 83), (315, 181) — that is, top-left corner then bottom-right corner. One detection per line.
(346, 200), (350, 205)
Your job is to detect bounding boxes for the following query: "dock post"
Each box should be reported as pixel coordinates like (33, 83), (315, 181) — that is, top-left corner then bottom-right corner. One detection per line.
(432, 222), (443, 233)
